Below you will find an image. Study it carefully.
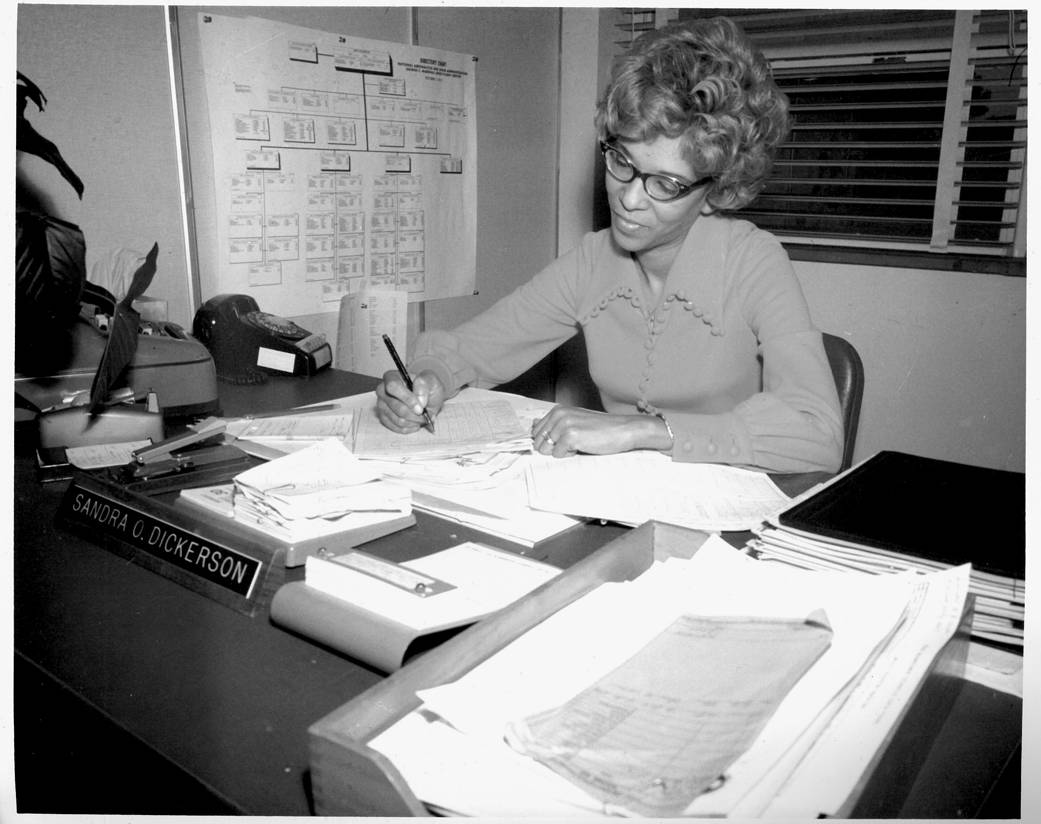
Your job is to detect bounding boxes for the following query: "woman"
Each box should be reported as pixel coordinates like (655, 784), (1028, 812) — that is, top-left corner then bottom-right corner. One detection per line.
(377, 17), (843, 473)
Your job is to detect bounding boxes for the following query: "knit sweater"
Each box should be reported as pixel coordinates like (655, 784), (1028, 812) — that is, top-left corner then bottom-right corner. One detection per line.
(411, 214), (843, 473)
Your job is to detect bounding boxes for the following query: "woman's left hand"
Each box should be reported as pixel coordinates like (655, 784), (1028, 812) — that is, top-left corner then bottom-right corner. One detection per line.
(531, 406), (671, 457)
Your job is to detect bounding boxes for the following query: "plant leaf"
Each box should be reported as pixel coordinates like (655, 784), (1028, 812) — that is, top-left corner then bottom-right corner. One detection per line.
(121, 242), (159, 307)
(16, 72), (84, 198)
(88, 303), (142, 413)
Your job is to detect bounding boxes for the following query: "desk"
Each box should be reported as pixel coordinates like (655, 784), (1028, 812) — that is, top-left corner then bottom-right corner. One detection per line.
(12, 370), (1022, 816)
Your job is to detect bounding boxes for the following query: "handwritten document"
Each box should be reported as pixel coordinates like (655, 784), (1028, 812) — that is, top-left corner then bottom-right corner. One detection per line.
(352, 398), (531, 459)
(525, 451), (791, 531)
(505, 613), (832, 816)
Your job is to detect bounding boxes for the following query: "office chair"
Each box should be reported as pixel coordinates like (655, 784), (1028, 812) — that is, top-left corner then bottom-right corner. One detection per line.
(821, 332), (864, 472)
(500, 329), (863, 471)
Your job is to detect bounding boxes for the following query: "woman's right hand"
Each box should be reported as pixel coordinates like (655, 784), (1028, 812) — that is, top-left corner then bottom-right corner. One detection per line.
(375, 369), (446, 433)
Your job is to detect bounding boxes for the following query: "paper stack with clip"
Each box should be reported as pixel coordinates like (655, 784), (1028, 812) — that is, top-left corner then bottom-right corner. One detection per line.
(178, 440), (414, 560)
(232, 439), (412, 529)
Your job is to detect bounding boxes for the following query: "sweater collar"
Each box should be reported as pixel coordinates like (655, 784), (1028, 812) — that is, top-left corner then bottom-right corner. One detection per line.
(619, 214), (728, 336)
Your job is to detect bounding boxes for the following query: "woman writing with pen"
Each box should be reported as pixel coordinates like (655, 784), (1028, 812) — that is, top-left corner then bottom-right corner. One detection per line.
(376, 16), (842, 474)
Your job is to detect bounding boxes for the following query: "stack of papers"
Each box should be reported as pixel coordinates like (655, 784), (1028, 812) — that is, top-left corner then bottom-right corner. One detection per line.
(750, 523), (1023, 647)
(748, 451), (1025, 647)
(525, 451), (792, 532)
(348, 390), (580, 545)
(234, 440), (410, 519)
(363, 451), (582, 547)
(182, 440), (412, 542)
(367, 536), (970, 818)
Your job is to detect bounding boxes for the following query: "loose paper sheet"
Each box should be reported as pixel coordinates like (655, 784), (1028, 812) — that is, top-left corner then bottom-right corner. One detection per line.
(525, 451), (791, 531)
(505, 613), (833, 817)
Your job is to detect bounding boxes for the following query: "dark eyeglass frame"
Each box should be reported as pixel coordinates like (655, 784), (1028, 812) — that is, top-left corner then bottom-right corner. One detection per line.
(600, 140), (712, 202)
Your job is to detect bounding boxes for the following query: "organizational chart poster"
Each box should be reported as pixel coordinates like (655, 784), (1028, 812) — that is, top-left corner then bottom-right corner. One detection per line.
(198, 13), (478, 316)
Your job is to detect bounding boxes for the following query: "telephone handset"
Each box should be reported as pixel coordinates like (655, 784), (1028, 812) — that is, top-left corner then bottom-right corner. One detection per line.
(192, 294), (332, 384)
(245, 310), (310, 341)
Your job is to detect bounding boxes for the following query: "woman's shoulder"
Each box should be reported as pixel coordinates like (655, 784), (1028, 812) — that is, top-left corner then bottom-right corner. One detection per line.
(698, 215), (793, 283)
(709, 214), (787, 254)
(555, 228), (628, 279)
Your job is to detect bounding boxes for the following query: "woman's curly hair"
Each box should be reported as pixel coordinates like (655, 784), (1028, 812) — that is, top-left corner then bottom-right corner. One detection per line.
(595, 17), (788, 212)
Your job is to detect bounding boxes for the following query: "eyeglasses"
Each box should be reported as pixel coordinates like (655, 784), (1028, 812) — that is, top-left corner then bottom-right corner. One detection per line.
(600, 141), (712, 202)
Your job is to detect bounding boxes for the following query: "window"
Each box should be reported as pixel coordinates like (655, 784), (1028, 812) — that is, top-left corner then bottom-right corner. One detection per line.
(654, 9), (1029, 272)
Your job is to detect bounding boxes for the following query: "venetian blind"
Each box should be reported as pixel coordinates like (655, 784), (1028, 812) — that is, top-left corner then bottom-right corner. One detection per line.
(648, 9), (1029, 259)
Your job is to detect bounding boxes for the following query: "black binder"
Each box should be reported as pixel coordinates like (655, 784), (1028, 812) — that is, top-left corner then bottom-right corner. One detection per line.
(778, 450), (1025, 580)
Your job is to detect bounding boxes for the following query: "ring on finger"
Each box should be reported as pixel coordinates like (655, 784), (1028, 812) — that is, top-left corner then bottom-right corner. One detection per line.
(544, 435), (555, 445)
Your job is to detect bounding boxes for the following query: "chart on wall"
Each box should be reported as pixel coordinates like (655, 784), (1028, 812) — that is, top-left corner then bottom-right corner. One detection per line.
(197, 13), (477, 316)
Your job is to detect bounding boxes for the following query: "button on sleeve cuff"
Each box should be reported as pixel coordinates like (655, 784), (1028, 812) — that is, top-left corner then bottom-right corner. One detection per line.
(666, 411), (754, 465)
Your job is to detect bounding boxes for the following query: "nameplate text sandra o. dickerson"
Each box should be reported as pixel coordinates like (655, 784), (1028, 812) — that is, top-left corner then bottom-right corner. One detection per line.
(63, 486), (261, 597)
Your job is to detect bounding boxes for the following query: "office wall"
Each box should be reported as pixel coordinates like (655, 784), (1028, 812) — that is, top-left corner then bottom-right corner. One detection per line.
(798, 263), (1026, 472)
(17, 4), (193, 327)
(415, 7), (561, 332)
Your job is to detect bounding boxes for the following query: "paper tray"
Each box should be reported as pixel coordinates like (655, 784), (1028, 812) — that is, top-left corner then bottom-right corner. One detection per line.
(307, 520), (971, 817)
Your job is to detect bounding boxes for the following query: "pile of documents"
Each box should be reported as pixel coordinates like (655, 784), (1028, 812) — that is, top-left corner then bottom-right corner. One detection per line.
(748, 450), (1025, 648)
(750, 523), (1024, 647)
(217, 389), (802, 545)
(350, 391), (582, 546)
(183, 440), (412, 542)
(367, 535), (971, 817)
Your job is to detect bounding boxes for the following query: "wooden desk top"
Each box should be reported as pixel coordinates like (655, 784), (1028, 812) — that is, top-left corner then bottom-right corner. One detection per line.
(12, 369), (1022, 816)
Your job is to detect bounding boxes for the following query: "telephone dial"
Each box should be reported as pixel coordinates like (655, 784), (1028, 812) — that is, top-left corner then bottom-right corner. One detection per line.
(192, 294), (332, 383)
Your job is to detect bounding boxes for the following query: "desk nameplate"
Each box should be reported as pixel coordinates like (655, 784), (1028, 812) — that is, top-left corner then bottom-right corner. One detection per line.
(57, 472), (285, 616)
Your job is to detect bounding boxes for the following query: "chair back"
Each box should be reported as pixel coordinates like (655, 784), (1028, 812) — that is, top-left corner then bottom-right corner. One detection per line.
(553, 330), (603, 411)
(822, 332), (864, 471)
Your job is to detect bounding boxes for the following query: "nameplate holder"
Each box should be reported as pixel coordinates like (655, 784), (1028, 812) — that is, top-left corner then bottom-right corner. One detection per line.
(57, 472), (285, 617)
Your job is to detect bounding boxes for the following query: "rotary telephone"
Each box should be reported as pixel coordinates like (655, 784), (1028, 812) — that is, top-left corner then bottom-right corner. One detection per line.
(192, 294), (332, 384)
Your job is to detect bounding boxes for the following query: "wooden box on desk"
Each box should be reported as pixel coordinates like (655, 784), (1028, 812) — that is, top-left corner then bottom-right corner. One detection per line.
(307, 520), (972, 818)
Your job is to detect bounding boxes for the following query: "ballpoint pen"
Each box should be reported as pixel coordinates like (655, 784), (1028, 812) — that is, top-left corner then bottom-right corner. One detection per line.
(382, 333), (435, 433)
